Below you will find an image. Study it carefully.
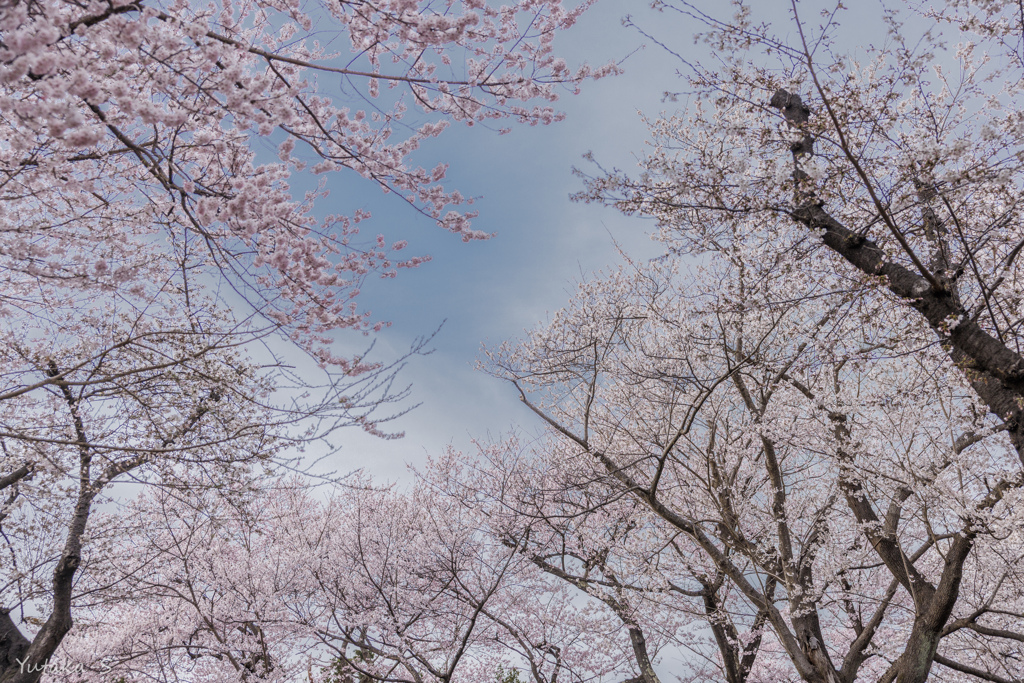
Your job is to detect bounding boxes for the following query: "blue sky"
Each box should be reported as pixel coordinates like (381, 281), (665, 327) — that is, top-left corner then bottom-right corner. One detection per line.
(317, 1), (696, 479)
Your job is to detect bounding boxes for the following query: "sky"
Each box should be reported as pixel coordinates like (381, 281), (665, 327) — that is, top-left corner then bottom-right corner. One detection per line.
(306, 0), (895, 482)
(317, 0), (697, 480)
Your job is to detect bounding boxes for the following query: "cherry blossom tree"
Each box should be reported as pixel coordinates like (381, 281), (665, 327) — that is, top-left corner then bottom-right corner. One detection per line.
(436, 438), (766, 683)
(487, 247), (1024, 683)
(0, 0), (609, 677)
(549, 4), (1024, 677)
(54, 472), (630, 683)
(577, 0), (1024, 465)
(16, 0), (1024, 681)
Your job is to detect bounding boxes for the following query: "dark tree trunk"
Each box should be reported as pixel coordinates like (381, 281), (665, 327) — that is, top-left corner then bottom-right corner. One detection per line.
(0, 610), (30, 680)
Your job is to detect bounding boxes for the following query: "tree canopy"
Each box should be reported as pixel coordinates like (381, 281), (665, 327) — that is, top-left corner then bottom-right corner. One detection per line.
(0, 0), (606, 678)
(4, 1), (1024, 682)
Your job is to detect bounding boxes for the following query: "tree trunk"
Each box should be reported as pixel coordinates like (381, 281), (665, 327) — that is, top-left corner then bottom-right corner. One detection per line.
(894, 620), (940, 683)
(0, 611), (30, 681)
(625, 626), (661, 683)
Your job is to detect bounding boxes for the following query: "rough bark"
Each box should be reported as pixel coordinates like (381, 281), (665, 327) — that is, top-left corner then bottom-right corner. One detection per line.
(0, 612), (29, 677)
(625, 625), (661, 683)
(0, 465), (32, 493)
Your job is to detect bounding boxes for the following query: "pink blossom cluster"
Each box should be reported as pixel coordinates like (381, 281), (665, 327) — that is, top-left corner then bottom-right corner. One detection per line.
(0, 0), (611, 358)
